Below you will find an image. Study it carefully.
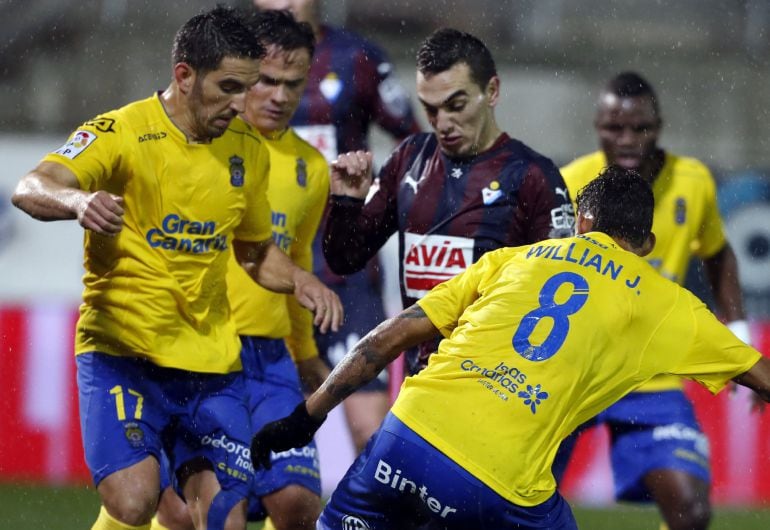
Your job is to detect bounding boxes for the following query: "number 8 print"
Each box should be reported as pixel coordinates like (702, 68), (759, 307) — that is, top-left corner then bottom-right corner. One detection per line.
(512, 272), (589, 361)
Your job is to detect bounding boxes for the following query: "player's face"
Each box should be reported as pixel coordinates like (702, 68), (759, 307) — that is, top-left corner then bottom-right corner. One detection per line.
(594, 93), (661, 173)
(252, 0), (317, 24)
(417, 62), (499, 158)
(245, 45), (311, 133)
(190, 56), (261, 140)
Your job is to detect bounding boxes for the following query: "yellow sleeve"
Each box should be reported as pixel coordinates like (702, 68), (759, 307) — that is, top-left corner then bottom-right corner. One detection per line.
(417, 249), (507, 337)
(42, 114), (122, 191)
(234, 140), (273, 242)
(693, 166), (727, 258)
(285, 155), (330, 362)
(668, 293), (761, 393)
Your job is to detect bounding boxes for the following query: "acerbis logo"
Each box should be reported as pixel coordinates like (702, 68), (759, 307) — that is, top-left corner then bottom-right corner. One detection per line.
(341, 515), (370, 530)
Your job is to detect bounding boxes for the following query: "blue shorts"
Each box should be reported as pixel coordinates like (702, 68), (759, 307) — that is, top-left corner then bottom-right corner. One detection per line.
(240, 337), (321, 520)
(600, 390), (710, 501)
(76, 352), (252, 501)
(319, 413), (577, 530)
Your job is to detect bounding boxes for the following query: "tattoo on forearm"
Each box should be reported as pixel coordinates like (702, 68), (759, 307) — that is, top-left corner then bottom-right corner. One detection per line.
(324, 337), (387, 402)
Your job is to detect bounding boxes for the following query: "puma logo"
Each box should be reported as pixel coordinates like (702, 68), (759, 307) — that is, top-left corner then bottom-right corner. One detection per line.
(555, 187), (569, 200)
(404, 174), (422, 193)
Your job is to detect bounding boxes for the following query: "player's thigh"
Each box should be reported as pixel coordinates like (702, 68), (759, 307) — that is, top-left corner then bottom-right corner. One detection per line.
(342, 390), (390, 448)
(260, 484), (321, 529)
(76, 352), (168, 487)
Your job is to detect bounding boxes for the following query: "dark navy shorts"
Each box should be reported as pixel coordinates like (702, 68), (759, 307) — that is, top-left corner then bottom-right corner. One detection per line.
(76, 352), (252, 501)
(315, 272), (388, 392)
(319, 413), (577, 530)
(240, 336), (321, 520)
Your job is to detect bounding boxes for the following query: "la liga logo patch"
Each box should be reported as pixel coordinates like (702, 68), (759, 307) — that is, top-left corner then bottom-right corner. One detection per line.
(54, 130), (97, 159)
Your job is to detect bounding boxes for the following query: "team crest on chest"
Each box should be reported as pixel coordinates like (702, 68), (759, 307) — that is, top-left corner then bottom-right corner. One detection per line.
(320, 72), (343, 102)
(675, 197), (686, 224)
(229, 155), (245, 187)
(482, 181), (503, 205)
(296, 157), (307, 187)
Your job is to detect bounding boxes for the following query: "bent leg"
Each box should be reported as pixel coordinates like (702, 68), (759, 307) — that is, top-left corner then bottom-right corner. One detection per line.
(644, 469), (711, 530)
(262, 484), (321, 530)
(96, 456), (160, 527)
(342, 390), (390, 454)
(182, 467), (247, 530)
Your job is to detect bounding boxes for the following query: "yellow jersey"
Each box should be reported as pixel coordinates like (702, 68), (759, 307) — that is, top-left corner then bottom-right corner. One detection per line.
(44, 94), (272, 373)
(226, 128), (329, 361)
(561, 151), (727, 391)
(393, 233), (759, 507)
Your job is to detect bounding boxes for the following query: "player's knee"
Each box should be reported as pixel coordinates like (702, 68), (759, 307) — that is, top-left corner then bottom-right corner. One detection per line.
(155, 489), (194, 530)
(664, 496), (711, 530)
(265, 485), (321, 530)
(102, 494), (157, 526)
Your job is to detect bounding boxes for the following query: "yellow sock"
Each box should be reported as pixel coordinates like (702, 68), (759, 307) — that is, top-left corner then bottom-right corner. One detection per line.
(263, 517), (278, 530)
(659, 523), (669, 530)
(92, 505), (151, 530)
(149, 515), (171, 530)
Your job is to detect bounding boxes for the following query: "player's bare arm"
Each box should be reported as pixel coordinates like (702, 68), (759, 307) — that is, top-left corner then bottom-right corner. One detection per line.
(233, 238), (343, 332)
(308, 304), (437, 417)
(249, 304), (438, 470)
(330, 150), (373, 198)
(733, 357), (770, 403)
(295, 356), (331, 394)
(12, 161), (124, 235)
(703, 244), (745, 322)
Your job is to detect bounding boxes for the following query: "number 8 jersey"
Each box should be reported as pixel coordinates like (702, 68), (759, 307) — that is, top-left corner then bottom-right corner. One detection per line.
(393, 231), (760, 508)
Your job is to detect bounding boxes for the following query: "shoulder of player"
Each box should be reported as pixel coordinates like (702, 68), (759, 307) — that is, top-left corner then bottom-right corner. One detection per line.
(560, 151), (604, 192)
(663, 152), (715, 184)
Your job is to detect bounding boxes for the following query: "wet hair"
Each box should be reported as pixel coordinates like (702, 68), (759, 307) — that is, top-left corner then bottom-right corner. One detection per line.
(603, 71), (660, 116)
(416, 28), (497, 89)
(172, 5), (265, 74)
(249, 9), (316, 58)
(576, 165), (654, 249)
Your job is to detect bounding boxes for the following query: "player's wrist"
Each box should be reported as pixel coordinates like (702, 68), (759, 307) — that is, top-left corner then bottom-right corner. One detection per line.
(727, 320), (751, 345)
(330, 194), (365, 205)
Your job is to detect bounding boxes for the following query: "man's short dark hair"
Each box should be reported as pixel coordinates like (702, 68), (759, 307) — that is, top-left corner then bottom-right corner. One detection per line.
(249, 9), (316, 58)
(416, 28), (497, 89)
(172, 5), (265, 74)
(576, 165), (654, 249)
(603, 71), (660, 116)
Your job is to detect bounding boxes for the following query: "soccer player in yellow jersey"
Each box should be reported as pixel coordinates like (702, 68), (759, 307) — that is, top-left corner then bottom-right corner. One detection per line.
(247, 166), (770, 530)
(559, 72), (753, 530)
(153, 10), (328, 530)
(11, 7), (341, 530)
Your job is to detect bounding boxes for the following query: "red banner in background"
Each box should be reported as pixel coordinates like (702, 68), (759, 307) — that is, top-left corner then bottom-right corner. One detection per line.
(2, 304), (770, 504)
(0, 305), (89, 484)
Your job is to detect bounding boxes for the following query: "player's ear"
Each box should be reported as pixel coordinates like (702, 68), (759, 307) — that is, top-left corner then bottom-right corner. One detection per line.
(638, 232), (656, 257)
(486, 75), (500, 107)
(173, 63), (196, 94)
(575, 211), (594, 235)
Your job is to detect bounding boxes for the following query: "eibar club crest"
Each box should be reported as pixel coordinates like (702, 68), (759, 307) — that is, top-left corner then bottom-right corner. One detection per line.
(229, 155), (245, 187)
(296, 157), (307, 187)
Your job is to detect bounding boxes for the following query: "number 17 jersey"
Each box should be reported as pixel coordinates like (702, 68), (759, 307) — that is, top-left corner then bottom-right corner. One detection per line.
(393, 231), (760, 507)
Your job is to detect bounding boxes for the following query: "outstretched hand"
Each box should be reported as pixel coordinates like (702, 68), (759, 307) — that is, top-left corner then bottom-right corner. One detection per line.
(250, 402), (326, 470)
(293, 269), (344, 333)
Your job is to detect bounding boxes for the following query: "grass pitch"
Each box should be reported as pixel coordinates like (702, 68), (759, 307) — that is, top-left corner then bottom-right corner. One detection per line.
(2, 482), (769, 529)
